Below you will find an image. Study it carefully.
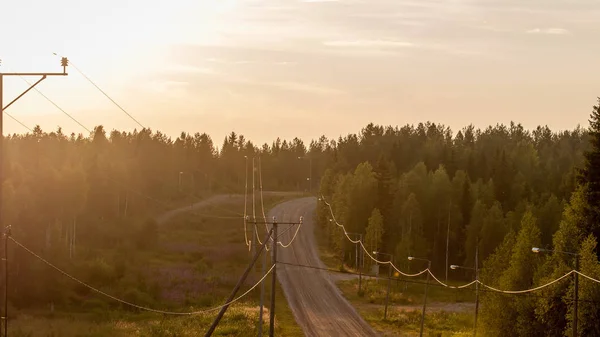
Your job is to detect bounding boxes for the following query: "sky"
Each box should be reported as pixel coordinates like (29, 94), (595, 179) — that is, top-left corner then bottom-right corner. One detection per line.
(1, 0), (599, 145)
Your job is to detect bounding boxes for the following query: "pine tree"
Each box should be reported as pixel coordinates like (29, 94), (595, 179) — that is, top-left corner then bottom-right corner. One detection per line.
(374, 155), (396, 252)
(365, 208), (385, 264)
(572, 235), (600, 336)
(579, 98), (600, 249)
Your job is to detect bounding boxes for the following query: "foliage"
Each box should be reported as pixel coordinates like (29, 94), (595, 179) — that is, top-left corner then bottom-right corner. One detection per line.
(364, 208), (384, 259)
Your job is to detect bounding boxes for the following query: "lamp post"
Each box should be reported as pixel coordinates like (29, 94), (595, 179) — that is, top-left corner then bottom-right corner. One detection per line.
(374, 251), (394, 320)
(178, 171), (184, 192)
(450, 264), (478, 336)
(532, 247), (579, 336)
(346, 232), (364, 294)
(347, 232), (363, 269)
(409, 256), (431, 337)
(297, 156), (312, 193)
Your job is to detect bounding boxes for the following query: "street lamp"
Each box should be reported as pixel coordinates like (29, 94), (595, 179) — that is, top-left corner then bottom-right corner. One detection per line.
(532, 247), (579, 337)
(297, 156), (312, 193)
(345, 232), (362, 269)
(178, 171), (184, 191)
(346, 232), (364, 295)
(450, 264), (475, 270)
(374, 251), (394, 320)
(450, 263), (479, 336)
(408, 256), (432, 337)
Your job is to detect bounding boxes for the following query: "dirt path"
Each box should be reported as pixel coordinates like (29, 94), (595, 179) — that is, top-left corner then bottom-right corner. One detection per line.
(155, 191), (303, 225)
(154, 194), (241, 224)
(269, 197), (378, 337)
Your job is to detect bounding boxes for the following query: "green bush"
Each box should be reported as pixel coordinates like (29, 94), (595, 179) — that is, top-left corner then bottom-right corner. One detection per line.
(84, 258), (116, 284)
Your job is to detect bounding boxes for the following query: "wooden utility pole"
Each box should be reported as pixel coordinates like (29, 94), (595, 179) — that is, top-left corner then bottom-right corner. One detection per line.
(205, 228), (273, 337)
(269, 217), (278, 337)
(0, 58), (69, 336)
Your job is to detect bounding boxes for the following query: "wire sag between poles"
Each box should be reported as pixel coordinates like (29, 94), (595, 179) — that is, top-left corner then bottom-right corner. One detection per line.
(10, 237), (274, 315)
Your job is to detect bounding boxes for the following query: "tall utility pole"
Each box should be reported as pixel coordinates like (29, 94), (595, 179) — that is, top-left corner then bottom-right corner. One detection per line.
(205, 228), (273, 337)
(252, 158), (256, 257)
(269, 217), (278, 337)
(474, 244), (479, 337)
(445, 201), (451, 284)
(0, 58), (69, 335)
(262, 216), (303, 337)
(574, 255), (579, 337)
(258, 233), (269, 337)
(308, 157), (312, 193)
(3, 226), (10, 337)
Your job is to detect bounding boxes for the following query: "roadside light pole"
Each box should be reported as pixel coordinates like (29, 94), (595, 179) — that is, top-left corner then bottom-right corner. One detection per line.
(297, 156), (312, 193)
(178, 171), (183, 192)
(0, 58), (69, 335)
(374, 251), (394, 320)
(532, 247), (579, 336)
(408, 256), (431, 337)
(450, 264), (478, 336)
(347, 232), (363, 294)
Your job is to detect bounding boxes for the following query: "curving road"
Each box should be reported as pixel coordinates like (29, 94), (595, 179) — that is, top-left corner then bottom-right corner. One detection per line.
(268, 197), (378, 337)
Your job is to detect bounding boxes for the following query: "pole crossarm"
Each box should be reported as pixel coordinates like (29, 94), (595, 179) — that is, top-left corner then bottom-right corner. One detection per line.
(2, 75), (47, 111)
(0, 60), (69, 335)
(252, 221), (302, 225)
(0, 72), (67, 76)
(1, 70), (69, 112)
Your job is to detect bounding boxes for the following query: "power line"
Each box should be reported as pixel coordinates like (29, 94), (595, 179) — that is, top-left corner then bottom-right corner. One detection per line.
(321, 196), (429, 278)
(22, 58), (241, 212)
(10, 236), (274, 315)
(276, 221), (303, 248)
(17, 75), (241, 219)
(320, 195), (600, 294)
(277, 261), (600, 304)
(20, 77), (92, 134)
(53, 54), (145, 129)
(3, 112), (32, 132)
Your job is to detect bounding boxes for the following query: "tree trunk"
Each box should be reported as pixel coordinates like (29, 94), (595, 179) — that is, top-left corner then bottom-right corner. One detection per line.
(446, 203), (451, 283)
(73, 216), (77, 257)
(46, 223), (51, 249)
(124, 192), (129, 217)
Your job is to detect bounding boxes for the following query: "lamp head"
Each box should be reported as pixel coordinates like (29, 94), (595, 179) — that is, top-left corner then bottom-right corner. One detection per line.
(450, 265), (459, 270)
(408, 256), (414, 261)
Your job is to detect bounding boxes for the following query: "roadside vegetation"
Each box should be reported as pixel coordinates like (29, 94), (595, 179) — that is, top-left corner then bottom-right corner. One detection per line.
(336, 275), (476, 336)
(9, 195), (302, 336)
(317, 100), (600, 335)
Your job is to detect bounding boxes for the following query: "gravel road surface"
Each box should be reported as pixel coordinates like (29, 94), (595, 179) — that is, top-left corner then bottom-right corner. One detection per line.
(269, 197), (378, 337)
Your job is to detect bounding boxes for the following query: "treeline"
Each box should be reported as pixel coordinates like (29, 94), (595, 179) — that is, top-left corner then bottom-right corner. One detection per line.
(318, 99), (600, 336)
(317, 122), (587, 270)
(1, 125), (321, 308)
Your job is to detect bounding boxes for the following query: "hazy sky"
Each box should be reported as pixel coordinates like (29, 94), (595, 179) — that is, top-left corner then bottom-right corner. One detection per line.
(1, 0), (599, 145)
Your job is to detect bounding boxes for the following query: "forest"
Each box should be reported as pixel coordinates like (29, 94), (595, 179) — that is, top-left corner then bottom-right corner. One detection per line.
(3, 98), (600, 336)
(317, 98), (600, 336)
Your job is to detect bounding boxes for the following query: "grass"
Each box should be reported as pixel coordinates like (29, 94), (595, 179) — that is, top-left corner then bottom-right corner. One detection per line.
(334, 272), (480, 336)
(10, 304), (297, 337)
(312, 212), (479, 336)
(313, 216), (343, 270)
(9, 193), (302, 336)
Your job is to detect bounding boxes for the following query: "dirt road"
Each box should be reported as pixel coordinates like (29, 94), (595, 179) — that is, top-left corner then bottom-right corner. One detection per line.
(155, 191), (302, 225)
(155, 194), (241, 224)
(269, 197), (378, 337)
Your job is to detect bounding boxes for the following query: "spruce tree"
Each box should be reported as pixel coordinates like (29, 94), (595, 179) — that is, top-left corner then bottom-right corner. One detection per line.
(579, 98), (600, 247)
